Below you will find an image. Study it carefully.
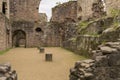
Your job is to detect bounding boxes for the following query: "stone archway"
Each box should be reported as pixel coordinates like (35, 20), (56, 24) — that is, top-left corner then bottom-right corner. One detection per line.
(12, 30), (26, 48)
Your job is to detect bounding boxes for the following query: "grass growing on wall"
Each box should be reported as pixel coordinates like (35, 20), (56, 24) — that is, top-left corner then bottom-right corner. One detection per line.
(78, 21), (91, 28)
(0, 49), (10, 55)
(77, 20), (95, 33)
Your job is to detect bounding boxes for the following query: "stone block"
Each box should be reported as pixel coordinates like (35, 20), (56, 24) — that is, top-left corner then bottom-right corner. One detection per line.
(108, 54), (120, 66)
(45, 53), (52, 61)
(0, 63), (17, 80)
(39, 47), (45, 53)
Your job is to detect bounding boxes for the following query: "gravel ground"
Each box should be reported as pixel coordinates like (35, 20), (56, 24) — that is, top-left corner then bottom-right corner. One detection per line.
(0, 47), (86, 80)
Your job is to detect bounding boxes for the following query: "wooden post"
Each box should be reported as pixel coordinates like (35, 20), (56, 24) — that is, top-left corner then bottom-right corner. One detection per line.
(45, 53), (52, 61)
(40, 47), (45, 53)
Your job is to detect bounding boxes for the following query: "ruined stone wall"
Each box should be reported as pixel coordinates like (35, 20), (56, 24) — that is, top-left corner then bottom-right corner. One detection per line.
(9, 0), (50, 47)
(0, 0), (10, 19)
(105, 0), (120, 16)
(0, 13), (12, 51)
(70, 41), (120, 80)
(0, 0), (2, 12)
(79, 17), (114, 35)
(62, 17), (114, 55)
(77, 0), (106, 21)
(39, 13), (47, 23)
(100, 25), (120, 42)
(77, 0), (95, 21)
(43, 22), (61, 47)
(11, 13), (48, 48)
(76, 35), (100, 55)
(61, 22), (77, 51)
(63, 35), (100, 55)
(9, 0), (41, 22)
(12, 21), (36, 47)
(51, 1), (77, 23)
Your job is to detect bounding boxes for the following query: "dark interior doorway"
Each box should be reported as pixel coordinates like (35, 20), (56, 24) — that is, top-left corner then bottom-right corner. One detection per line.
(12, 30), (26, 48)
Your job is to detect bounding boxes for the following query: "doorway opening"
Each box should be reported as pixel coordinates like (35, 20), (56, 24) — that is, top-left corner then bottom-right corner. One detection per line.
(12, 30), (26, 48)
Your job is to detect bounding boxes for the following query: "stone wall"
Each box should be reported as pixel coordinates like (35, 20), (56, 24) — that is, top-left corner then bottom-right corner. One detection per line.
(100, 25), (120, 42)
(77, 0), (95, 21)
(62, 17), (114, 55)
(0, 0), (10, 18)
(39, 13), (47, 24)
(9, 0), (41, 22)
(105, 0), (120, 16)
(63, 35), (100, 56)
(79, 17), (114, 35)
(43, 22), (61, 47)
(77, 0), (106, 21)
(51, 1), (77, 23)
(12, 21), (47, 47)
(0, 13), (12, 51)
(70, 41), (120, 80)
(9, 0), (49, 47)
(76, 35), (100, 55)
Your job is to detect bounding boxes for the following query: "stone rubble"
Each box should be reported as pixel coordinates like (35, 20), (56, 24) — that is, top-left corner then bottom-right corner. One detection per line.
(0, 63), (17, 80)
(70, 40), (120, 80)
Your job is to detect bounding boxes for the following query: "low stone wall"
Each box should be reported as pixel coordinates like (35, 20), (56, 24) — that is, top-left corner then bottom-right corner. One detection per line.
(76, 35), (100, 55)
(70, 41), (120, 80)
(63, 40), (76, 52)
(63, 35), (100, 56)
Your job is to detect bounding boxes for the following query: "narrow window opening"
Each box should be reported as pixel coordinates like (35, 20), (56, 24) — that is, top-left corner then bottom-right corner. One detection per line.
(2, 2), (7, 14)
(35, 28), (42, 32)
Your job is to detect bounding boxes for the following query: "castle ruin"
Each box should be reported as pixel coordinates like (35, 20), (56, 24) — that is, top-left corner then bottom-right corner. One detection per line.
(0, 0), (120, 55)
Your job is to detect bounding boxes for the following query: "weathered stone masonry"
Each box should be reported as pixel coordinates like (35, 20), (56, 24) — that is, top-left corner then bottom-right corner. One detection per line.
(0, 0), (120, 50)
(70, 41), (120, 80)
(9, 0), (48, 47)
(51, 1), (77, 22)
(50, 0), (120, 56)
(0, 0), (49, 49)
(0, 0), (11, 51)
(0, 13), (12, 51)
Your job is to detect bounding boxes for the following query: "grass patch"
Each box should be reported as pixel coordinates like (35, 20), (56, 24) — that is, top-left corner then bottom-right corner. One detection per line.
(77, 20), (95, 34)
(0, 49), (10, 55)
(113, 22), (120, 28)
(61, 47), (90, 59)
(78, 21), (92, 28)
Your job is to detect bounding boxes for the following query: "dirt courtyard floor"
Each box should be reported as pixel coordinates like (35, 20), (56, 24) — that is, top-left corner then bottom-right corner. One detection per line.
(0, 47), (86, 80)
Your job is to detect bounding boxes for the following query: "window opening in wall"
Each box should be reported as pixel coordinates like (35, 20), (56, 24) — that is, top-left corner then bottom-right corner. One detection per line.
(2, 2), (7, 14)
(6, 29), (10, 44)
(35, 28), (42, 32)
(79, 7), (82, 12)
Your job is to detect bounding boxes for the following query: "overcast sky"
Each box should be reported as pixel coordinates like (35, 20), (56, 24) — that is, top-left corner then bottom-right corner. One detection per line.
(39, 0), (69, 21)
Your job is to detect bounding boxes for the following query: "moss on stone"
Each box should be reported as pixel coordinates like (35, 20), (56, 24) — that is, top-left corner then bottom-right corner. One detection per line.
(69, 37), (77, 43)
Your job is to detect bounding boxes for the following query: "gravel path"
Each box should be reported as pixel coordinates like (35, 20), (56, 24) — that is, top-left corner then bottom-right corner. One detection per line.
(0, 47), (86, 80)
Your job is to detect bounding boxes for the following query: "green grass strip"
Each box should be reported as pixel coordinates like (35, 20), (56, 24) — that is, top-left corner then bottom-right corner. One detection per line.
(0, 49), (10, 55)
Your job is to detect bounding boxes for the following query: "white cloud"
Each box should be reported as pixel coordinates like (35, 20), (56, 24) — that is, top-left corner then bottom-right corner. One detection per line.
(39, 0), (69, 21)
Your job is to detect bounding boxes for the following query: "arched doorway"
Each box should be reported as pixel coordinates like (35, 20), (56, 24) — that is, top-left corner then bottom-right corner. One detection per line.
(12, 30), (26, 48)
